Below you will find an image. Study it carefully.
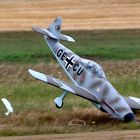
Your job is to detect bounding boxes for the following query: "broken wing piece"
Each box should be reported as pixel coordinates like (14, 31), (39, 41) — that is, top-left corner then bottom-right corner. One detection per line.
(28, 69), (98, 103)
(1, 98), (13, 116)
(124, 96), (140, 111)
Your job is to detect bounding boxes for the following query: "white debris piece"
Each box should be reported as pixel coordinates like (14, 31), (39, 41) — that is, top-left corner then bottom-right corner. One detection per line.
(1, 98), (13, 116)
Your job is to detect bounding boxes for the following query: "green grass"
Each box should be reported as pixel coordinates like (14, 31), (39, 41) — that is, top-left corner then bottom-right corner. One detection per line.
(0, 29), (140, 62)
(0, 75), (139, 114)
(0, 29), (139, 135)
(110, 76), (140, 97)
(0, 31), (48, 62)
(64, 30), (140, 60)
(0, 72), (139, 136)
(0, 83), (92, 113)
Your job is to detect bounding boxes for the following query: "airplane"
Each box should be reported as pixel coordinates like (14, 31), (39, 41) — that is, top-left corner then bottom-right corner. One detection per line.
(28, 17), (140, 122)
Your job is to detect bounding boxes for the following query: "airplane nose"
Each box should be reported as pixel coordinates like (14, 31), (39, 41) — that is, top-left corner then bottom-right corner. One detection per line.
(124, 113), (135, 122)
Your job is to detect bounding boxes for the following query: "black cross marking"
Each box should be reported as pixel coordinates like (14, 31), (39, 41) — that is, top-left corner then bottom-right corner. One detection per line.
(64, 55), (75, 70)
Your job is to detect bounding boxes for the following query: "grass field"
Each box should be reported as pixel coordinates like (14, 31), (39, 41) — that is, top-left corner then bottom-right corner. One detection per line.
(0, 30), (139, 135)
(0, 29), (140, 61)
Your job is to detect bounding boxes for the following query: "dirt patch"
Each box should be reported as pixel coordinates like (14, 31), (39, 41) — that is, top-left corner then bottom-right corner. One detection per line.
(0, 60), (139, 84)
(98, 60), (140, 77)
(1, 0), (140, 31)
(0, 130), (140, 140)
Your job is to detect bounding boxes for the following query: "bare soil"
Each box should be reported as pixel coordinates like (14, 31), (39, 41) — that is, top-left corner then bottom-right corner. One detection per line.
(1, 0), (140, 31)
(0, 60), (139, 84)
(0, 130), (140, 140)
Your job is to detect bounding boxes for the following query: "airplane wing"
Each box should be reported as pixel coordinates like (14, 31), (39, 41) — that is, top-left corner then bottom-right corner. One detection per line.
(124, 96), (140, 110)
(28, 69), (98, 103)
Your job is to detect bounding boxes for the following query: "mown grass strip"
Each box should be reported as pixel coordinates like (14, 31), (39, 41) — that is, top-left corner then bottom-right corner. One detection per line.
(0, 29), (140, 62)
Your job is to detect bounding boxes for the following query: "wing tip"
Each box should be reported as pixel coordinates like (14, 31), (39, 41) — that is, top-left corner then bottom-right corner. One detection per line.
(28, 69), (48, 82)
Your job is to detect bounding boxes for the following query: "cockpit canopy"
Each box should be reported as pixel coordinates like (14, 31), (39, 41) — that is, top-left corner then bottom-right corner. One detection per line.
(82, 58), (106, 79)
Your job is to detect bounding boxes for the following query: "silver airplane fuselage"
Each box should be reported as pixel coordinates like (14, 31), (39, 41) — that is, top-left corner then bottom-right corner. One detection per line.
(31, 17), (135, 122)
(43, 35), (134, 122)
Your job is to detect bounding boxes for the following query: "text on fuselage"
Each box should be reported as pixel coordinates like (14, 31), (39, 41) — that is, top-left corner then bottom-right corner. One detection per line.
(57, 49), (84, 75)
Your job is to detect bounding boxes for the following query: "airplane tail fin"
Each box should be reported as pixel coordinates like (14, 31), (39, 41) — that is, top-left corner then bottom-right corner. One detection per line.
(32, 16), (75, 42)
(47, 16), (62, 39)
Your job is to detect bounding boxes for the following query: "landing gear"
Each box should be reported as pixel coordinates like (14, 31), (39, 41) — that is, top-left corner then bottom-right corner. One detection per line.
(54, 97), (64, 108)
(54, 91), (67, 109)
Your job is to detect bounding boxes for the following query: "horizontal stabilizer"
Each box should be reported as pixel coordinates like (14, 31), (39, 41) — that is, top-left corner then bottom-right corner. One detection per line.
(124, 96), (140, 110)
(60, 34), (75, 42)
(32, 16), (75, 42)
(32, 26), (75, 42)
(28, 69), (98, 103)
(32, 26), (57, 40)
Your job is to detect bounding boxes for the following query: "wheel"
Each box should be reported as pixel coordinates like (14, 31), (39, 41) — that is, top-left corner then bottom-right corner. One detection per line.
(55, 102), (63, 109)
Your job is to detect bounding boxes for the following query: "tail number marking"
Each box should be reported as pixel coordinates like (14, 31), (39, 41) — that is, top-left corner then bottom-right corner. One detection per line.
(57, 49), (84, 75)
